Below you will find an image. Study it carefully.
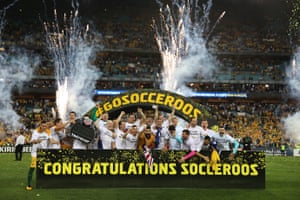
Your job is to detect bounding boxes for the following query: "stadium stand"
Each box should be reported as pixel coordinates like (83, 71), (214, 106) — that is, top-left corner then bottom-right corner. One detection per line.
(0, 0), (297, 152)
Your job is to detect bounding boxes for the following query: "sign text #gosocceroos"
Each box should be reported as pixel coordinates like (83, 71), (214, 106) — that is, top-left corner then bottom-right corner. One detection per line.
(96, 90), (202, 119)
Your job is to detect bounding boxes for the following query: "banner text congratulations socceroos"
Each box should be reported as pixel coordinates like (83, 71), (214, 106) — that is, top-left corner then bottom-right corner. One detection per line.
(43, 162), (259, 176)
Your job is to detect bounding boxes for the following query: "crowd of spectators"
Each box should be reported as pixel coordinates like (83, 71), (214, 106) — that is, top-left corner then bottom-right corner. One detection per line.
(93, 51), (161, 79)
(0, 1), (298, 150)
(1, 5), (292, 54)
(22, 79), (290, 95)
(208, 26), (290, 54)
(0, 98), (55, 146)
(0, 96), (298, 151)
(205, 102), (294, 149)
(0, 1), (293, 94)
(1, 1), (293, 53)
(216, 56), (287, 82)
(20, 48), (291, 94)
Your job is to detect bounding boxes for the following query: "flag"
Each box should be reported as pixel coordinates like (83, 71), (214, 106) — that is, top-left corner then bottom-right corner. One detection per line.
(90, 107), (99, 121)
(143, 145), (154, 168)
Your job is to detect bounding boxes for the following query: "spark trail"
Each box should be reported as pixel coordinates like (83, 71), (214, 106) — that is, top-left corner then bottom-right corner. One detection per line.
(153, 0), (219, 95)
(0, 0), (18, 44)
(44, 0), (101, 121)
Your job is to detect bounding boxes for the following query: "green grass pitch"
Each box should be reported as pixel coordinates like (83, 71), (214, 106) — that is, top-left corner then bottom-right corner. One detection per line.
(0, 153), (300, 200)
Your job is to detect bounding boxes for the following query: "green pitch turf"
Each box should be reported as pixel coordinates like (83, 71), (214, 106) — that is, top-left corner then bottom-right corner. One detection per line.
(0, 153), (299, 200)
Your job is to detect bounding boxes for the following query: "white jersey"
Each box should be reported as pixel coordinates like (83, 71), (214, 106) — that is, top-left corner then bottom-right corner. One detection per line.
(87, 140), (98, 150)
(166, 132), (181, 150)
(137, 123), (146, 133)
(201, 128), (217, 138)
(15, 135), (25, 146)
(124, 134), (138, 150)
(99, 126), (114, 150)
(115, 128), (126, 149)
(213, 133), (236, 151)
(125, 120), (140, 130)
(181, 137), (194, 151)
(162, 120), (169, 128)
(48, 127), (64, 149)
(174, 125), (184, 138)
(72, 139), (87, 150)
(151, 126), (168, 150)
(30, 130), (49, 157)
(188, 125), (204, 151)
(97, 119), (107, 128)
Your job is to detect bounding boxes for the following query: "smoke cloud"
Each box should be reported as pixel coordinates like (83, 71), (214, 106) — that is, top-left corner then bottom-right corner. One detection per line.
(0, 0), (39, 131)
(44, 0), (102, 121)
(282, 112), (300, 143)
(0, 49), (39, 129)
(153, 0), (217, 96)
(283, 48), (300, 143)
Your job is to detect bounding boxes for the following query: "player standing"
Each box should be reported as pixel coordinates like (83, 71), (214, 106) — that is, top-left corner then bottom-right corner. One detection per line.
(26, 120), (49, 191)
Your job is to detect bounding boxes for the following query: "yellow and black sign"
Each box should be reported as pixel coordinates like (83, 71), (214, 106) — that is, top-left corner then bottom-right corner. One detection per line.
(36, 150), (265, 188)
(42, 162), (259, 176)
(89, 89), (212, 122)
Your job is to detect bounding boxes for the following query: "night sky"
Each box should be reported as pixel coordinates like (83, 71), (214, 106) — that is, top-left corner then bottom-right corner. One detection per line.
(1, 0), (289, 29)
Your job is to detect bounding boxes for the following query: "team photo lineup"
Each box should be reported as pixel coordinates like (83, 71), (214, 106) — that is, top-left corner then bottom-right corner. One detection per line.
(0, 0), (300, 198)
(32, 97), (266, 188)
